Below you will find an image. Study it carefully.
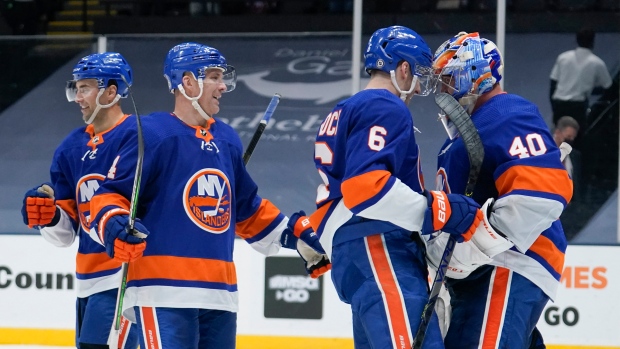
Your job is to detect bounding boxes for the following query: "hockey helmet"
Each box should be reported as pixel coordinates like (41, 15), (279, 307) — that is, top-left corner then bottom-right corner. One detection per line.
(163, 42), (236, 94)
(432, 32), (503, 100)
(66, 52), (133, 102)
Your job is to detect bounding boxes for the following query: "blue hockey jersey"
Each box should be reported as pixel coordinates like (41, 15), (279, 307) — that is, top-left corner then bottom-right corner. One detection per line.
(90, 112), (287, 321)
(41, 114), (137, 298)
(310, 89), (429, 257)
(435, 93), (572, 299)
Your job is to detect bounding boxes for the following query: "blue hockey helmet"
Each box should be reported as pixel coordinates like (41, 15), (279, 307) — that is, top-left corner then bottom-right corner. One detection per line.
(163, 42), (236, 94)
(432, 32), (503, 100)
(364, 26), (433, 75)
(66, 52), (133, 102)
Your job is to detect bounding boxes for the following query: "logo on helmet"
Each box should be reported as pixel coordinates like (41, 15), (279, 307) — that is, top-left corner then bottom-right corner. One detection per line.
(103, 57), (122, 65)
(183, 169), (232, 234)
(376, 59), (384, 68)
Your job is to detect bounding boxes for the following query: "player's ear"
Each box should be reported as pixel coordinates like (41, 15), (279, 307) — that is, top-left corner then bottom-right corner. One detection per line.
(106, 83), (118, 99)
(399, 61), (410, 78)
(181, 72), (195, 90)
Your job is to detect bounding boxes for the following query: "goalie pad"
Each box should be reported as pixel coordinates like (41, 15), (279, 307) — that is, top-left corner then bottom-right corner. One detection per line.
(469, 198), (514, 258)
(426, 233), (492, 279)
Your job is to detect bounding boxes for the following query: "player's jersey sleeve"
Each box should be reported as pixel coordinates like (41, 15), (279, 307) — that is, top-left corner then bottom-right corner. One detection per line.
(40, 140), (79, 247)
(338, 98), (427, 232)
(89, 122), (159, 245)
(230, 134), (286, 256)
(486, 114), (572, 252)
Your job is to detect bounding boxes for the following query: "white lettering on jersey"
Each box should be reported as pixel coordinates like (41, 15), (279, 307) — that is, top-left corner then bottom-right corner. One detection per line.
(184, 169), (232, 234)
(318, 110), (340, 136)
(198, 175), (226, 199)
(434, 191), (447, 223)
(79, 180), (100, 203)
(76, 174), (105, 232)
(368, 126), (387, 151)
(107, 156), (120, 179)
(201, 141), (220, 153)
(81, 148), (98, 161)
(509, 133), (547, 159)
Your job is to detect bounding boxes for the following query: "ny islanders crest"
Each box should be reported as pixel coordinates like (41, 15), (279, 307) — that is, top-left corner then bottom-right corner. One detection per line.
(183, 169), (232, 233)
(76, 173), (106, 231)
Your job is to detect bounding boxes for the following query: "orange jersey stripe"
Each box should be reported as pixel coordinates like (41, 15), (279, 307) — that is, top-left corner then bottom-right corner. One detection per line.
(481, 267), (510, 349)
(528, 235), (565, 274)
(56, 199), (78, 222)
(90, 192), (131, 222)
(309, 201), (334, 232)
(342, 170), (391, 210)
(128, 255), (237, 285)
(75, 251), (121, 274)
(366, 235), (411, 349)
(236, 199), (281, 240)
(495, 165), (573, 203)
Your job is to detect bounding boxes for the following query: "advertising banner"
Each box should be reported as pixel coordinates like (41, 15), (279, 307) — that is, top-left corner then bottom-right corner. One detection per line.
(1, 235), (618, 347)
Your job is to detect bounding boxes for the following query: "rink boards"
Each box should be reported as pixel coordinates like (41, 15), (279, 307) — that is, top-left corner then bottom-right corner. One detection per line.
(0, 235), (618, 348)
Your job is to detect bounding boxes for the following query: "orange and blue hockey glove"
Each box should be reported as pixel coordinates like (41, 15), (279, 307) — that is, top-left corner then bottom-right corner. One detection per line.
(100, 214), (150, 263)
(22, 183), (60, 229)
(422, 190), (483, 242)
(280, 211), (332, 278)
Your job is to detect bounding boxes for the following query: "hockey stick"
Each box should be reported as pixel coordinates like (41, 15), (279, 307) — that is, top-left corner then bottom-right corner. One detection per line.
(412, 92), (484, 349)
(108, 75), (145, 349)
(243, 93), (280, 165)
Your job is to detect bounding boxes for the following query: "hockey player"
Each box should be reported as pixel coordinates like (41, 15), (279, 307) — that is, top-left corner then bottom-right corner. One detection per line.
(428, 32), (572, 349)
(88, 42), (331, 349)
(308, 26), (483, 349)
(21, 53), (139, 349)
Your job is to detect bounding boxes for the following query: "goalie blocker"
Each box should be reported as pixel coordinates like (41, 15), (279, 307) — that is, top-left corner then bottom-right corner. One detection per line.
(426, 198), (514, 279)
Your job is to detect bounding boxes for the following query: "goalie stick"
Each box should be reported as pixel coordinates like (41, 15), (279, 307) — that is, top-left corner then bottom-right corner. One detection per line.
(243, 93), (280, 165)
(108, 75), (145, 349)
(412, 92), (485, 349)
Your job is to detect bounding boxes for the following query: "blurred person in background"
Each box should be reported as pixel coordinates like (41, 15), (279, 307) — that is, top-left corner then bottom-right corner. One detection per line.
(550, 27), (612, 146)
(553, 115), (580, 177)
(554, 115), (580, 203)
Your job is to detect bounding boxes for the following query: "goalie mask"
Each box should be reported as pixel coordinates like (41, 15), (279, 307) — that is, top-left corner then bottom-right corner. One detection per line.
(163, 42), (236, 120)
(65, 52), (133, 124)
(364, 26), (434, 100)
(432, 32), (503, 107)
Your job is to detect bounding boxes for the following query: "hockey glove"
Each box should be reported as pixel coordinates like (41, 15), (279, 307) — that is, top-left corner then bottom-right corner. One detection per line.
(103, 214), (150, 263)
(22, 183), (60, 229)
(422, 190), (483, 242)
(280, 211), (332, 278)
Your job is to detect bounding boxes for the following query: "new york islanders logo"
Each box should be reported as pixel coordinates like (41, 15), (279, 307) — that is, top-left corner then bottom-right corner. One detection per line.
(183, 169), (232, 234)
(76, 173), (106, 232)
